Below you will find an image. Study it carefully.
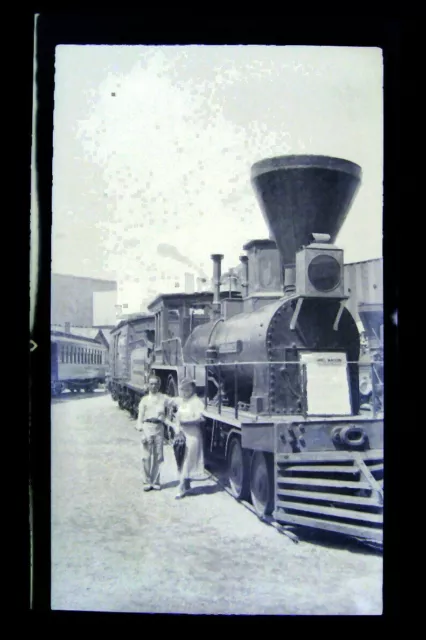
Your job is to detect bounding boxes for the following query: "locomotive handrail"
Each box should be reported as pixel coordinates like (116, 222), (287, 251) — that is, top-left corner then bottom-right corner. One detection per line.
(195, 360), (378, 366)
(200, 359), (382, 418)
(207, 318), (224, 346)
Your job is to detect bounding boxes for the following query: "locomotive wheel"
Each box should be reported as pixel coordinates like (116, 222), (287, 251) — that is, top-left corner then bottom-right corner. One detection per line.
(227, 437), (250, 501)
(250, 452), (274, 518)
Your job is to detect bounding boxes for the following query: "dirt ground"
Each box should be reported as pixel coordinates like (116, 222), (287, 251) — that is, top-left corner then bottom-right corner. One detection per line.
(51, 391), (383, 615)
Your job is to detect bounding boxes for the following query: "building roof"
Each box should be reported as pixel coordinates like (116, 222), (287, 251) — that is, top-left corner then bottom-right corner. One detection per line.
(50, 330), (106, 346)
(110, 313), (156, 334)
(344, 257), (383, 267)
(51, 325), (100, 340)
(52, 273), (117, 286)
(98, 329), (114, 347)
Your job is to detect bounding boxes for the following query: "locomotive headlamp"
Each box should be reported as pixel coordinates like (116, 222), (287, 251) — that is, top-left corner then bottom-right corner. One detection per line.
(308, 254), (341, 292)
(295, 239), (346, 299)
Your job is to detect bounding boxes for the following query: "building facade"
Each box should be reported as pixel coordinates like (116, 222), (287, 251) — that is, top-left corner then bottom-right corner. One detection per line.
(343, 258), (383, 324)
(51, 274), (117, 328)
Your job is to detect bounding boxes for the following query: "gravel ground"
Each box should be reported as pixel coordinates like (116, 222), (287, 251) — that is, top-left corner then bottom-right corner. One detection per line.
(51, 392), (383, 615)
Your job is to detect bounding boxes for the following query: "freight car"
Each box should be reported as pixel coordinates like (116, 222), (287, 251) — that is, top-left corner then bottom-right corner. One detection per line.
(108, 313), (156, 417)
(109, 155), (384, 546)
(51, 330), (108, 395)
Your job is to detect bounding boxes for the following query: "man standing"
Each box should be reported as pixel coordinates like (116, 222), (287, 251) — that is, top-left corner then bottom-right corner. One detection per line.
(136, 375), (168, 492)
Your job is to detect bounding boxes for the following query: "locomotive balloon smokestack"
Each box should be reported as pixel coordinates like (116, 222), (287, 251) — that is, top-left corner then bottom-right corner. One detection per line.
(251, 155), (362, 292)
(211, 254), (224, 316)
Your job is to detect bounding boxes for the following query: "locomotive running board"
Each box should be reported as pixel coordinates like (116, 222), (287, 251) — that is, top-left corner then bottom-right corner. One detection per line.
(273, 450), (384, 544)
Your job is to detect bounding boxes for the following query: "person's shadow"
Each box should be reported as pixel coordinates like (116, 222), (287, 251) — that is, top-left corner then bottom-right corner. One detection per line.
(161, 480), (179, 490)
(160, 480), (223, 496)
(185, 484), (223, 496)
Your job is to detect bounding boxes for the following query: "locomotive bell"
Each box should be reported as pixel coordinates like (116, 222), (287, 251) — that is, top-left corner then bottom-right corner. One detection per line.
(251, 155), (362, 296)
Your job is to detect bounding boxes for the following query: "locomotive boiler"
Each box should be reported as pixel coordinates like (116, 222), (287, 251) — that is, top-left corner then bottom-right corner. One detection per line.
(110, 154), (384, 546)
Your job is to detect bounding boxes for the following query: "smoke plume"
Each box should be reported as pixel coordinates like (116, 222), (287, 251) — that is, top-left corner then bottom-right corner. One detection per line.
(156, 243), (208, 280)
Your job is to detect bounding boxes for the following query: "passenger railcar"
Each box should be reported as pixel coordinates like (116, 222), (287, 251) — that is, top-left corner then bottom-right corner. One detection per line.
(109, 155), (384, 546)
(51, 330), (108, 395)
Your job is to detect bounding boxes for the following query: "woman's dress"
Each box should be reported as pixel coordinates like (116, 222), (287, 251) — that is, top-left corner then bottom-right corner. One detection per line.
(175, 394), (206, 481)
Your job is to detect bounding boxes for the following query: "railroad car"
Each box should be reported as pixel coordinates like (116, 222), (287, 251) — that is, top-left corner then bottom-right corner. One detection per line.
(51, 330), (108, 395)
(109, 155), (384, 546)
(108, 314), (156, 416)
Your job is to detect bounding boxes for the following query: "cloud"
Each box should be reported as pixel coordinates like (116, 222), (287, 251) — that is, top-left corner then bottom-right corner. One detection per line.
(53, 46), (383, 300)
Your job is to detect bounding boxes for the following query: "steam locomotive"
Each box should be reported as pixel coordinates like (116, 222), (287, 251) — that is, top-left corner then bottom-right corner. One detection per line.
(109, 155), (384, 546)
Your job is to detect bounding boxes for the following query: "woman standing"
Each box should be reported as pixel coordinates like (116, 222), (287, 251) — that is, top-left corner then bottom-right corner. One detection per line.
(174, 378), (206, 499)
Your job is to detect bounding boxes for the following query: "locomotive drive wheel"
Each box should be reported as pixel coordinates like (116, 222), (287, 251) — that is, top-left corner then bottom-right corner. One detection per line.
(227, 437), (250, 501)
(250, 451), (274, 518)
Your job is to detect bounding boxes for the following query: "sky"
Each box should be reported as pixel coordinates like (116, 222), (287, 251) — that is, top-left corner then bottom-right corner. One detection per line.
(51, 45), (383, 312)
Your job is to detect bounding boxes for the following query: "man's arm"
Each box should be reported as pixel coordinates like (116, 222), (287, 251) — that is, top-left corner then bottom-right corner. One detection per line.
(136, 398), (146, 433)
